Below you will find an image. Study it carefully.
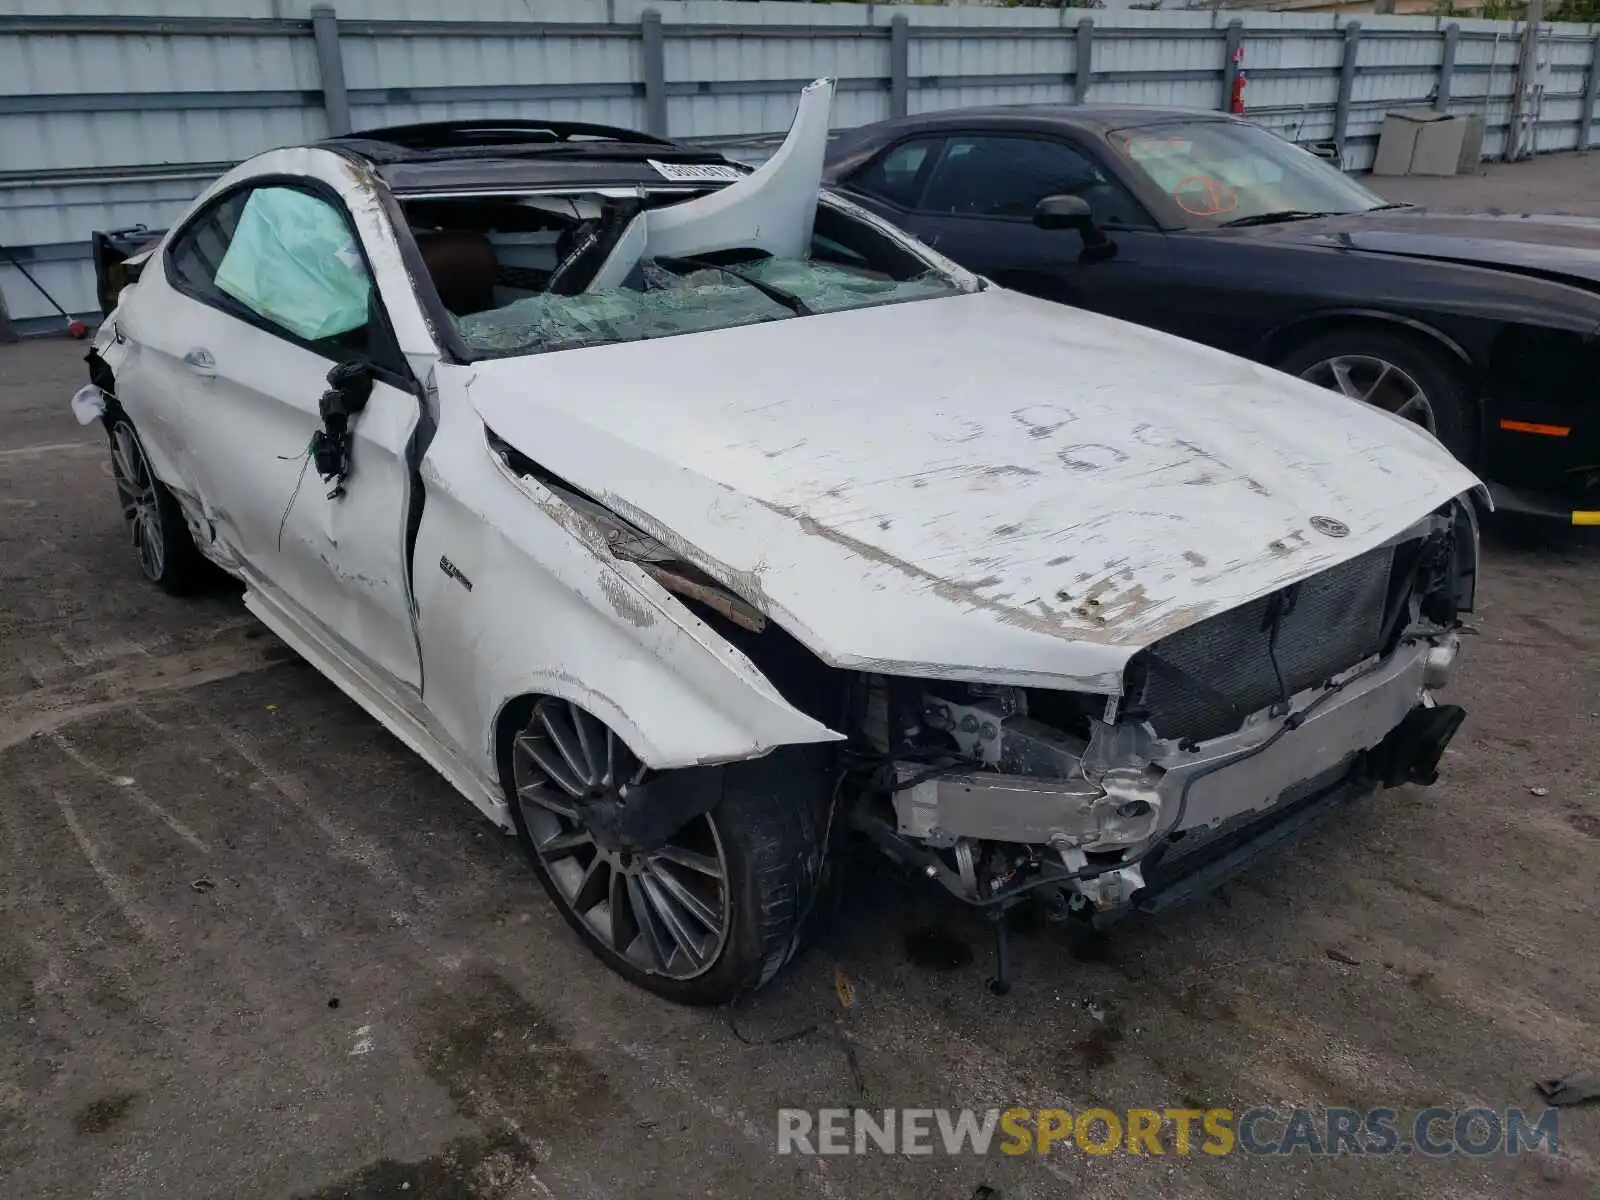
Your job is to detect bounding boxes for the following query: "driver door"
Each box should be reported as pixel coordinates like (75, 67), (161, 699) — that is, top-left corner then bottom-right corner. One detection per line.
(124, 181), (424, 690)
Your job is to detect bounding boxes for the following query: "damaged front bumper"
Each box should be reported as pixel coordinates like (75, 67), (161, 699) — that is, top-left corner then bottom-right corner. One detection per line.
(882, 632), (1463, 914)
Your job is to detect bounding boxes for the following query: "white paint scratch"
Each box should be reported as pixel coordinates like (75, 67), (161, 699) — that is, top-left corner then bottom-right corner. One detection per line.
(50, 731), (210, 854)
(33, 774), (158, 941)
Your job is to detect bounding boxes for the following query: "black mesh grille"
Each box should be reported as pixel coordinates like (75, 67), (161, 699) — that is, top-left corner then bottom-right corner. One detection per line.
(1131, 546), (1395, 742)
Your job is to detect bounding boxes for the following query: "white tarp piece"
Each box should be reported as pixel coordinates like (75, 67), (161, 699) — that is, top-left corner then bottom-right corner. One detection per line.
(585, 77), (836, 292)
(69, 383), (106, 426)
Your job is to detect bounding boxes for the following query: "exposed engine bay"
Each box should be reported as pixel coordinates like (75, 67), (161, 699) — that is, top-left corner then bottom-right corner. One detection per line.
(844, 502), (1474, 926)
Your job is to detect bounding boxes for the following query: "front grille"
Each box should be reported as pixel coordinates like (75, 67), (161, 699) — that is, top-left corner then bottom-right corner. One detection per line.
(1130, 546), (1396, 742)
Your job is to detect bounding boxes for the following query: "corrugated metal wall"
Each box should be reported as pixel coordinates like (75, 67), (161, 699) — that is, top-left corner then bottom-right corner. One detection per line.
(3, 0), (1597, 332)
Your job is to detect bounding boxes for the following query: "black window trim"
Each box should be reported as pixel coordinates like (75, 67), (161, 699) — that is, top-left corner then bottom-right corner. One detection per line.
(161, 172), (413, 387)
(884, 129), (1160, 232)
(844, 133), (946, 214)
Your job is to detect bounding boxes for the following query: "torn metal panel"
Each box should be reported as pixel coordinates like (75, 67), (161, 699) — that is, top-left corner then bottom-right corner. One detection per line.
(466, 284), (1480, 692)
(412, 381), (842, 774)
(586, 78), (835, 292)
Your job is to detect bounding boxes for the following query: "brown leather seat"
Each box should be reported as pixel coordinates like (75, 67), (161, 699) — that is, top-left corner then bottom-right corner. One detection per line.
(414, 230), (497, 316)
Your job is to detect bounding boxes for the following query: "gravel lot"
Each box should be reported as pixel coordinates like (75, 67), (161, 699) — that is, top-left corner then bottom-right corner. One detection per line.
(1, 155), (1597, 1200)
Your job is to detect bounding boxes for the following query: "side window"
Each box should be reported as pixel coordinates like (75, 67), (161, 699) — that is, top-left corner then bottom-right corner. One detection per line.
(167, 185), (373, 347)
(919, 136), (1148, 227)
(851, 136), (941, 208)
(168, 191), (250, 297)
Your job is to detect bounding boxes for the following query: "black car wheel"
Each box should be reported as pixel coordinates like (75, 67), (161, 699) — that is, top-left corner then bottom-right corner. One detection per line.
(503, 697), (832, 1005)
(108, 418), (204, 594)
(1277, 329), (1475, 462)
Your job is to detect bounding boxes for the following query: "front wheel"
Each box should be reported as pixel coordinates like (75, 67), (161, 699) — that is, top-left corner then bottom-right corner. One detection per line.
(1276, 328), (1476, 463)
(504, 698), (832, 1005)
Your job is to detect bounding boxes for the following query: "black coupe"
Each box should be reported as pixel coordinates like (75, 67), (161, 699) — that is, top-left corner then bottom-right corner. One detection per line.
(824, 106), (1600, 526)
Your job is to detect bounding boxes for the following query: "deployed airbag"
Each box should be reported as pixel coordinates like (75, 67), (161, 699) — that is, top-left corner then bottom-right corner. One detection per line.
(214, 187), (372, 341)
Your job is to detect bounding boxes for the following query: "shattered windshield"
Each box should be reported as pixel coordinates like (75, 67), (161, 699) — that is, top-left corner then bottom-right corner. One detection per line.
(454, 255), (954, 357)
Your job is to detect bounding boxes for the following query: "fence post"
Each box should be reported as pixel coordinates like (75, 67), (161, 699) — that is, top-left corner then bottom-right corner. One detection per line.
(1074, 18), (1093, 104)
(890, 14), (910, 119)
(1222, 19), (1243, 112)
(1334, 20), (1361, 154)
(641, 9), (668, 137)
(310, 5), (351, 137)
(1436, 21), (1459, 113)
(1582, 33), (1600, 150)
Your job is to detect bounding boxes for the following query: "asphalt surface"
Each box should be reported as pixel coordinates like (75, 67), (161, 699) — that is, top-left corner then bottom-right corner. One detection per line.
(2, 156), (1599, 1200)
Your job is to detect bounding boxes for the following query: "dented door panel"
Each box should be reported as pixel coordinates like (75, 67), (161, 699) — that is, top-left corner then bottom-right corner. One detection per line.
(190, 324), (421, 691)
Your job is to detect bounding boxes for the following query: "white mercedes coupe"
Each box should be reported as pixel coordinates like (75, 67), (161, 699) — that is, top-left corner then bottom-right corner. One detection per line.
(80, 81), (1482, 1003)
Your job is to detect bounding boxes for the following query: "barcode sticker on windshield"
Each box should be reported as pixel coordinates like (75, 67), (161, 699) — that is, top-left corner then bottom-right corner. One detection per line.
(647, 159), (746, 183)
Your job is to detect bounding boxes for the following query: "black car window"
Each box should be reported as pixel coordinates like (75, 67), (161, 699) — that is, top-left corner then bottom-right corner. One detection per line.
(167, 191), (250, 299)
(166, 184), (373, 354)
(919, 135), (1148, 227)
(851, 136), (941, 208)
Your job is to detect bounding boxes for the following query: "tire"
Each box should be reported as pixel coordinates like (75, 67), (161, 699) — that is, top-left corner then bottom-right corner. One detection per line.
(107, 417), (205, 595)
(502, 698), (833, 1005)
(1275, 327), (1476, 463)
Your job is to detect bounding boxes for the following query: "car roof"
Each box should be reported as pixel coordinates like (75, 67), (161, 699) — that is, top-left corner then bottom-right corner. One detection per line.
(823, 104), (1235, 163)
(316, 119), (749, 195)
(865, 104), (1231, 134)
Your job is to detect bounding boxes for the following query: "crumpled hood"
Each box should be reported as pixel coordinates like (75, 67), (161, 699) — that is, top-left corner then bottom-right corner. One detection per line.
(1241, 209), (1600, 289)
(463, 287), (1479, 692)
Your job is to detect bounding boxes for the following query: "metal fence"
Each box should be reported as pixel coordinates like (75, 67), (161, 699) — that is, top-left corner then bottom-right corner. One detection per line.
(3, 0), (1598, 334)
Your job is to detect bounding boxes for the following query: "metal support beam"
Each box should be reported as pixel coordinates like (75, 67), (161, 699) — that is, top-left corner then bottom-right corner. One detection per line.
(1334, 20), (1362, 154)
(890, 15), (910, 119)
(1505, 0), (1544, 163)
(1436, 22), (1459, 113)
(0, 283), (16, 345)
(1075, 18), (1093, 105)
(1222, 19), (1243, 113)
(310, 5), (350, 136)
(1582, 34), (1600, 151)
(641, 9), (668, 137)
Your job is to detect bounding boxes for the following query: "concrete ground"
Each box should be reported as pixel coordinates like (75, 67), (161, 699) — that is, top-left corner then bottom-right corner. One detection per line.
(2, 158), (1598, 1200)
(1371, 148), (1600, 215)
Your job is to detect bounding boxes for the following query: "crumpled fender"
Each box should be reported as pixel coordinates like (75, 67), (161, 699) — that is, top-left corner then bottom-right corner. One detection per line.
(412, 370), (844, 775)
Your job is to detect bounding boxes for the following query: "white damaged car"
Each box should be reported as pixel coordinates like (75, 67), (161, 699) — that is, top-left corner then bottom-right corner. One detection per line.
(82, 81), (1482, 1002)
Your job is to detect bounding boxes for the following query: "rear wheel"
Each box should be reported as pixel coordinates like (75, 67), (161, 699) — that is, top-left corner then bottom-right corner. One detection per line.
(1276, 328), (1475, 462)
(504, 697), (831, 1005)
(108, 418), (204, 594)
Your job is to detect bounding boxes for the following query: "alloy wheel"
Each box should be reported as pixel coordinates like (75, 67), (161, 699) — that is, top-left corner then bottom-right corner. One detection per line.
(109, 420), (166, 582)
(1299, 354), (1438, 435)
(512, 699), (731, 980)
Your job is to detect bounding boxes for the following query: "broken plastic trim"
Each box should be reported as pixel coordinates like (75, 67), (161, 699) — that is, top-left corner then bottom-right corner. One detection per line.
(485, 429), (767, 634)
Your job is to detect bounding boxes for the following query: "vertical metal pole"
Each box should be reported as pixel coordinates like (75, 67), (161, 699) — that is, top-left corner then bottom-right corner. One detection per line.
(1074, 18), (1093, 105)
(1222, 19), (1243, 112)
(1334, 20), (1361, 155)
(1506, 0), (1544, 162)
(1436, 22), (1459, 113)
(310, 5), (351, 137)
(1582, 34), (1600, 151)
(889, 14), (910, 120)
(641, 9), (668, 137)
(0, 283), (16, 344)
